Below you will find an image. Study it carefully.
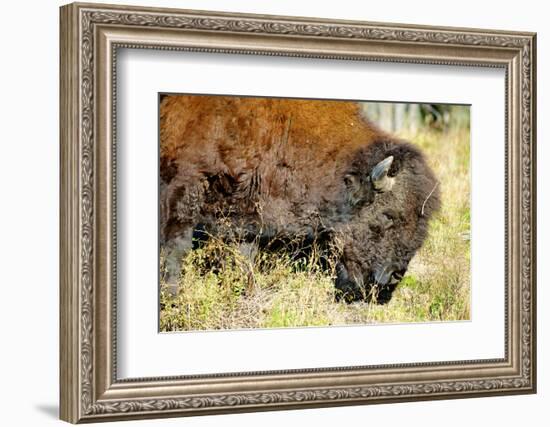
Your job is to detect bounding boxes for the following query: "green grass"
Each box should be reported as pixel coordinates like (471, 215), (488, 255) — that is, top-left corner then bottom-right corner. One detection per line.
(160, 124), (471, 332)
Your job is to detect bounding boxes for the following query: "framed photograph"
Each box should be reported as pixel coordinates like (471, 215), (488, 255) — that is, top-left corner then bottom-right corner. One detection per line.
(60, 2), (536, 423)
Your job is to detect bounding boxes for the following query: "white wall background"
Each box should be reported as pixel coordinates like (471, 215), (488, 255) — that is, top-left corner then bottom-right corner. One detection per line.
(0, 0), (545, 426)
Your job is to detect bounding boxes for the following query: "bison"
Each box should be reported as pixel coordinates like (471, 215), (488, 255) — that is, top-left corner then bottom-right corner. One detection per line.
(160, 95), (440, 304)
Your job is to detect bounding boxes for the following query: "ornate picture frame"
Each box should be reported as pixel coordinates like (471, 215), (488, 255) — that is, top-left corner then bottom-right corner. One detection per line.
(60, 2), (536, 423)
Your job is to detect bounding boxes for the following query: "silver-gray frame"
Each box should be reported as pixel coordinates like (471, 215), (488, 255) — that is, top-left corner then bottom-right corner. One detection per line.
(60, 2), (536, 423)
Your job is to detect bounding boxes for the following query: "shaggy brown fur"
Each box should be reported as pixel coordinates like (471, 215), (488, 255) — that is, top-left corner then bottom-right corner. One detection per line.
(160, 94), (440, 303)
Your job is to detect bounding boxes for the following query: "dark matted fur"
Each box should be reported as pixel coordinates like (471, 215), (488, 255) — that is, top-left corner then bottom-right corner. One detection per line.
(160, 95), (440, 303)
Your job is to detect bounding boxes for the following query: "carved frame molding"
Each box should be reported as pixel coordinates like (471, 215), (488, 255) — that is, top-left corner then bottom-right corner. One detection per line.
(60, 2), (536, 423)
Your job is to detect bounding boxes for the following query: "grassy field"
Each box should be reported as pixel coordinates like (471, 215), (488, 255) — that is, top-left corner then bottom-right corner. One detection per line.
(160, 121), (471, 332)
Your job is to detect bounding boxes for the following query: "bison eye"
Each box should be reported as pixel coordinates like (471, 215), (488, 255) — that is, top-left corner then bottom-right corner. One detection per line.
(343, 173), (360, 189)
(381, 212), (395, 229)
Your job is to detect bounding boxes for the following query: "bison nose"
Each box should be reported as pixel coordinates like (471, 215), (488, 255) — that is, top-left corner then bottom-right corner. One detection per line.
(373, 263), (407, 285)
(373, 264), (394, 285)
(390, 271), (404, 285)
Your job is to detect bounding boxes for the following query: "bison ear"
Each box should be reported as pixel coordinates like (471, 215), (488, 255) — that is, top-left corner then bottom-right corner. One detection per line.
(371, 156), (395, 192)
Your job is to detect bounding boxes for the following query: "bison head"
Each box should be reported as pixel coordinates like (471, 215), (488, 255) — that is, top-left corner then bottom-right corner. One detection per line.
(335, 139), (440, 304)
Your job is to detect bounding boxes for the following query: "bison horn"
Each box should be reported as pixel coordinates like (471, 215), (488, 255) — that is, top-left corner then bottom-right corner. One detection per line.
(371, 156), (395, 192)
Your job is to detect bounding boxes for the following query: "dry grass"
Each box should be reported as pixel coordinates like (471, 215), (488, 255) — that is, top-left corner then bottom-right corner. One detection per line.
(160, 121), (471, 332)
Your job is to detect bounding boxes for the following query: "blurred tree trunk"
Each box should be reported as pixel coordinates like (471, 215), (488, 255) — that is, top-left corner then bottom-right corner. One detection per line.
(360, 102), (469, 134)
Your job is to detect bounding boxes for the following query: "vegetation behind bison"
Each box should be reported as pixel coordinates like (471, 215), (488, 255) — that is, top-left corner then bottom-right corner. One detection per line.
(160, 95), (440, 304)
